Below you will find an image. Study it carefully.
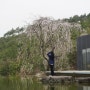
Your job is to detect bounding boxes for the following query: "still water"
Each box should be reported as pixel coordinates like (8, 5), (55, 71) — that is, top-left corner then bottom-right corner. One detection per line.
(0, 76), (90, 90)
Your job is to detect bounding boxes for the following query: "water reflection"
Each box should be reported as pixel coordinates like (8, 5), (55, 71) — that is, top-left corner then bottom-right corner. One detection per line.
(50, 86), (54, 90)
(0, 76), (90, 90)
(46, 84), (73, 90)
(78, 84), (90, 90)
(45, 83), (90, 90)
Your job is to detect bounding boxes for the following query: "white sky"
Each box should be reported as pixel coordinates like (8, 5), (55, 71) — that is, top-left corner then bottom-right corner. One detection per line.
(0, 0), (90, 37)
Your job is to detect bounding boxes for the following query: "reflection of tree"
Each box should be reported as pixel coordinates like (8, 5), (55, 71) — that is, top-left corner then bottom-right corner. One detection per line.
(48, 84), (71, 90)
(50, 86), (55, 90)
(43, 83), (87, 90)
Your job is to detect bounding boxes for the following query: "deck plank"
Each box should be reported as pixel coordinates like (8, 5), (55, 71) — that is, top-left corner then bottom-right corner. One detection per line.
(46, 70), (90, 77)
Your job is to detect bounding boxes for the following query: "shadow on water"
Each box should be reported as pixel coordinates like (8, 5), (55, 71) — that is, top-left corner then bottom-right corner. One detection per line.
(0, 76), (90, 90)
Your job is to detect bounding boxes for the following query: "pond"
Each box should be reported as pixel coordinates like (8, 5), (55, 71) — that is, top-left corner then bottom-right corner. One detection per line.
(0, 76), (90, 90)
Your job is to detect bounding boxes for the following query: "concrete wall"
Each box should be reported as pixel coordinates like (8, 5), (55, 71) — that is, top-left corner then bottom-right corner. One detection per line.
(77, 35), (90, 70)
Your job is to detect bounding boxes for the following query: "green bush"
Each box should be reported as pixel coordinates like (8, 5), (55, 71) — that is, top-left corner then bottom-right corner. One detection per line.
(0, 61), (20, 76)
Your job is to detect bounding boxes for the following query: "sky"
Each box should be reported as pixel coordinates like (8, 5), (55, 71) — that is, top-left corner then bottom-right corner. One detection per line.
(0, 0), (90, 37)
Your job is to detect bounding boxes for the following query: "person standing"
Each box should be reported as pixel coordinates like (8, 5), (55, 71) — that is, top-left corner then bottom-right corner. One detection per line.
(47, 47), (55, 76)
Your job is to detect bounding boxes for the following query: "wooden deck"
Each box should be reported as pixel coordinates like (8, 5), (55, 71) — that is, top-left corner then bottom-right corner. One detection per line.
(40, 70), (90, 83)
(41, 76), (90, 83)
(46, 70), (90, 77)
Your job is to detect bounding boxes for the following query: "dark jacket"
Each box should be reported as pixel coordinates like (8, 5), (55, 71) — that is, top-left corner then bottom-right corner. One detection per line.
(47, 51), (55, 65)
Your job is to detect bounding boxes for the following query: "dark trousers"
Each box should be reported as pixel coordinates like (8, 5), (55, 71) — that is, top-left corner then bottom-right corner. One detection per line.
(49, 65), (54, 76)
